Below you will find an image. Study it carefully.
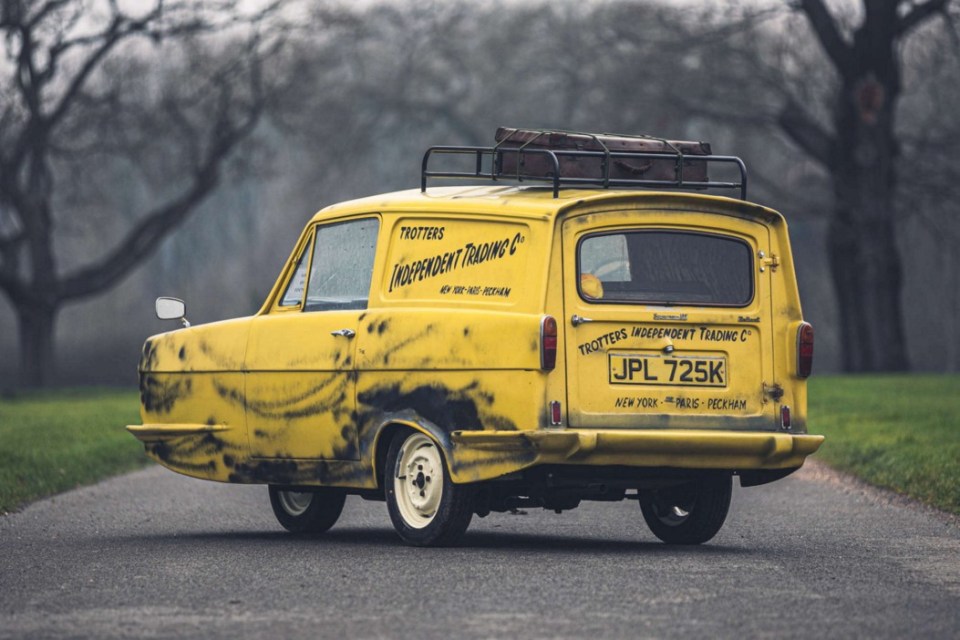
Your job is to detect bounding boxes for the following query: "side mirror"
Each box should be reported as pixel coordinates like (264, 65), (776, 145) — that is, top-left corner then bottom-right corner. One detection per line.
(155, 297), (190, 327)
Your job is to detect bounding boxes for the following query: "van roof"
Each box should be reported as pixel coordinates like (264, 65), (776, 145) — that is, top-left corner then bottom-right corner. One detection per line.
(310, 186), (781, 224)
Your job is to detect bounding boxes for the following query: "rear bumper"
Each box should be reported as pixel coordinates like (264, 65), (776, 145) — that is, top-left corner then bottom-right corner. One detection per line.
(448, 428), (823, 483)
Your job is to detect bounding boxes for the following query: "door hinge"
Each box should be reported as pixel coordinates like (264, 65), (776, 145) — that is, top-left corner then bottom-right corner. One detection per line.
(758, 250), (779, 272)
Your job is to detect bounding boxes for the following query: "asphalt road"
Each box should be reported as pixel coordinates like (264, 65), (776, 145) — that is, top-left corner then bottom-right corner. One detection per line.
(1, 462), (958, 639)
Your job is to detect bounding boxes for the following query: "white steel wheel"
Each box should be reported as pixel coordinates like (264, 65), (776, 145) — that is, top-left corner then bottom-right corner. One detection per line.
(385, 429), (474, 547)
(394, 433), (444, 528)
(277, 490), (313, 517)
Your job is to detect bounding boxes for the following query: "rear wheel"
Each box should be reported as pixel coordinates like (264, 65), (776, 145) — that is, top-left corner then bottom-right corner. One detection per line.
(269, 486), (346, 534)
(640, 474), (732, 545)
(385, 430), (473, 546)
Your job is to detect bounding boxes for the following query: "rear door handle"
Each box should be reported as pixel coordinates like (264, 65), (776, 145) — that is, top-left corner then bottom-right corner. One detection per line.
(330, 328), (356, 338)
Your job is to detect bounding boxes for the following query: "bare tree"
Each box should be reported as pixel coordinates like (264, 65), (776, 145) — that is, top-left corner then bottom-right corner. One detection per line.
(776, 0), (956, 371)
(615, 0), (959, 371)
(0, 0), (282, 387)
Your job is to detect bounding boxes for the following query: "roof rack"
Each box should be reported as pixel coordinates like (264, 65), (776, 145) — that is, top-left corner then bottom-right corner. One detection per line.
(420, 145), (748, 200)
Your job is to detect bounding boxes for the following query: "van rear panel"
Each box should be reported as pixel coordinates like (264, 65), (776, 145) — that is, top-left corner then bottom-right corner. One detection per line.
(562, 206), (779, 431)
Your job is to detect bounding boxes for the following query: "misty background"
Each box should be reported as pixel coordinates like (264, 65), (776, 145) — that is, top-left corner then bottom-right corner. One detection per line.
(1, 0), (958, 389)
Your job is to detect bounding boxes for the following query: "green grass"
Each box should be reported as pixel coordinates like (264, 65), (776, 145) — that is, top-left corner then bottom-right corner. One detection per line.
(0, 388), (148, 514)
(809, 375), (960, 515)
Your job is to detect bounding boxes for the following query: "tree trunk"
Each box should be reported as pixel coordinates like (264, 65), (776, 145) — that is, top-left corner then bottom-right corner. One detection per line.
(787, 0), (928, 372)
(824, 5), (909, 372)
(16, 302), (58, 388)
(827, 214), (907, 371)
(829, 71), (908, 372)
(827, 110), (910, 370)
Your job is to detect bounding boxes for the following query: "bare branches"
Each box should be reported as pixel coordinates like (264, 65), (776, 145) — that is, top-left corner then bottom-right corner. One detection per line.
(898, 0), (952, 35)
(57, 91), (261, 301)
(56, 19), (275, 302)
(778, 100), (834, 168)
(24, 0), (71, 29)
(43, 13), (133, 129)
(57, 161), (220, 300)
(0, 0), (286, 384)
(798, 0), (855, 79)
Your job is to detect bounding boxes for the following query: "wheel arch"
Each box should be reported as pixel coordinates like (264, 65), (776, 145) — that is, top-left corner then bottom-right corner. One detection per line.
(371, 416), (454, 489)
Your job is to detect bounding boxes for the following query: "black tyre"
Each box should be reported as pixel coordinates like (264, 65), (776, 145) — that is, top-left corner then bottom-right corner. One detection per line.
(639, 474), (732, 545)
(385, 430), (474, 547)
(269, 486), (346, 534)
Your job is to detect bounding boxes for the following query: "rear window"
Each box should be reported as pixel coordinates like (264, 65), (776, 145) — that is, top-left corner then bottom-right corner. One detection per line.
(578, 230), (753, 306)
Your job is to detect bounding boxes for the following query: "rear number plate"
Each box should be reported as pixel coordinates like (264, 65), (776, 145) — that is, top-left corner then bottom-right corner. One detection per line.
(608, 353), (727, 387)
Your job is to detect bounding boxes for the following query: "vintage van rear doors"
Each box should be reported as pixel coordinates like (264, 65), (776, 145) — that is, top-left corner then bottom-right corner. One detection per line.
(562, 206), (777, 430)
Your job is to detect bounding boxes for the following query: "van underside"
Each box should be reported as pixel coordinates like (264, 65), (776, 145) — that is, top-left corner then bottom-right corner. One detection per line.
(469, 465), (799, 516)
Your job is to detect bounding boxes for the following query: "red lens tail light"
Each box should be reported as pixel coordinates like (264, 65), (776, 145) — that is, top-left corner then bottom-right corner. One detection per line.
(781, 404), (792, 430)
(541, 315), (557, 370)
(550, 400), (562, 426)
(797, 322), (814, 378)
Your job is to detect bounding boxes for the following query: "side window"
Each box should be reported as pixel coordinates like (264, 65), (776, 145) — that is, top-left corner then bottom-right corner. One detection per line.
(578, 230), (753, 306)
(305, 218), (379, 312)
(279, 245), (310, 307)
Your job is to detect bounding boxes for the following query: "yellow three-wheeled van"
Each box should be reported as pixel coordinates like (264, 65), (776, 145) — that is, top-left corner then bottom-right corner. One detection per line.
(129, 129), (822, 546)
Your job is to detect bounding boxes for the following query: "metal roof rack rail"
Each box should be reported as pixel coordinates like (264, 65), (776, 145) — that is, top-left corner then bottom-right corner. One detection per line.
(421, 144), (748, 200)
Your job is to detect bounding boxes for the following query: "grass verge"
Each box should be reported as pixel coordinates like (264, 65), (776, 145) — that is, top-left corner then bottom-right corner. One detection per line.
(0, 388), (147, 514)
(809, 375), (960, 515)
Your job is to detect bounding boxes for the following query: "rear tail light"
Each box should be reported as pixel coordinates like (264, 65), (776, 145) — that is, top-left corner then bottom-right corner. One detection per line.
(797, 322), (814, 378)
(541, 315), (557, 370)
(549, 400), (562, 426)
(781, 405), (792, 430)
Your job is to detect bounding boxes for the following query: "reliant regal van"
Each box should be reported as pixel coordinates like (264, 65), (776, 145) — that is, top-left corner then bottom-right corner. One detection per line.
(129, 129), (822, 546)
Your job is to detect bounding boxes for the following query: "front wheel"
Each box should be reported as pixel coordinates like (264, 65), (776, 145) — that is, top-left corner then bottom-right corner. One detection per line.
(640, 474), (732, 545)
(269, 486), (346, 534)
(385, 430), (473, 546)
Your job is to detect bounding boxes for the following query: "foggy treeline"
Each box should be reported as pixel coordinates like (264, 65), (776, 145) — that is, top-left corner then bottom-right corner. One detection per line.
(1, 0), (958, 387)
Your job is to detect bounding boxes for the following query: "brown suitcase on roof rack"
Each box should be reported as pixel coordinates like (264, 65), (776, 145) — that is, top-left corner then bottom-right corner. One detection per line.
(494, 127), (712, 183)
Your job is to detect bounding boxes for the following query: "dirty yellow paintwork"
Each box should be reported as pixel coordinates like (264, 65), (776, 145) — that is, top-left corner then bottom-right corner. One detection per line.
(129, 186), (822, 489)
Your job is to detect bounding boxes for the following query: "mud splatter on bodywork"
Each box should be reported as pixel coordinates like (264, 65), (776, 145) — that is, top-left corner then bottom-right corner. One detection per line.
(133, 306), (549, 487)
(139, 374), (192, 415)
(139, 338), (194, 414)
(132, 318), (254, 483)
(358, 383), (490, 432)
(236, 371), (361, 461)
(351, 372), (541, 484)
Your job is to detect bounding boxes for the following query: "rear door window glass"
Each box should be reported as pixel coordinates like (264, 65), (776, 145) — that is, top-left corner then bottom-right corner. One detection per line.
(578, 230), (753, 306)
